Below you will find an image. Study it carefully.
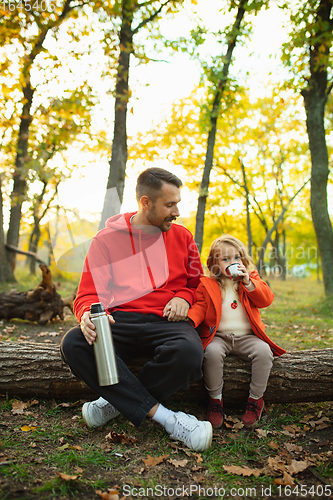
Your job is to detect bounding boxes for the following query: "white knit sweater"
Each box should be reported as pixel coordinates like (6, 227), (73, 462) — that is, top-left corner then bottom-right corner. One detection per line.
(217, 279), (252, 336)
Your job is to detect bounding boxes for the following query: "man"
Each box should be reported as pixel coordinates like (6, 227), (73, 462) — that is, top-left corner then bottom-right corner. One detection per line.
(60, 167), (212, 451)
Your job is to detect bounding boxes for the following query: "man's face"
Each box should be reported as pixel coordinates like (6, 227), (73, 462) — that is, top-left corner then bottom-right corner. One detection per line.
(146, 182), (181, 232)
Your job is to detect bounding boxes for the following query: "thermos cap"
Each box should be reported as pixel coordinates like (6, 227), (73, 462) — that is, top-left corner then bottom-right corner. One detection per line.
(90, 302), (105, 314)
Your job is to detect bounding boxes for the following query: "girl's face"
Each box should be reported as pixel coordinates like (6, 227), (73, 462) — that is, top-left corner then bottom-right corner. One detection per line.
(215, 243), (243, 277)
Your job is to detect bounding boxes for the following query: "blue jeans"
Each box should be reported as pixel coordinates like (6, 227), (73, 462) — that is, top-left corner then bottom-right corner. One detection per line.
(60, 311), (203, 426)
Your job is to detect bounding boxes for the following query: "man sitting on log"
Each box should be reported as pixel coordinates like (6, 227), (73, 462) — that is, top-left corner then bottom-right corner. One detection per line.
(60, 167), (213, 452)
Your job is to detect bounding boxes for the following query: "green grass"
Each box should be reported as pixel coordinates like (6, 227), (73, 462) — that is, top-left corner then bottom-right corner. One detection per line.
(261, 277), (333, 351)
(0, 275), (332, 498)
(0, 398), (332, 499)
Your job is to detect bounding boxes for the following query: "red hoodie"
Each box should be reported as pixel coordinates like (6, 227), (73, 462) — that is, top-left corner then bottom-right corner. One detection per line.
(73, 212), (203, 321)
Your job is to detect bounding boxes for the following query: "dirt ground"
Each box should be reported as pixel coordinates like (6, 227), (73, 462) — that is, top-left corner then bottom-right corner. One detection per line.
(1, 315), (333, 500)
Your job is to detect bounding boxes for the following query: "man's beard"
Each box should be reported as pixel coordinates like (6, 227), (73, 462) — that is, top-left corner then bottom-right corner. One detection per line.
(146, 207), (177, 232)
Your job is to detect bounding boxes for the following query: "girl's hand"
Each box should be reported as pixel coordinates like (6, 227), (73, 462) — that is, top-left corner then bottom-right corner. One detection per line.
(233, 263), (250, 286)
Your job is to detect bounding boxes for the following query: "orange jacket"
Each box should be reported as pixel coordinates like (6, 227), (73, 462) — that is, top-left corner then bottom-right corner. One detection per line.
(187, 272), (286, 357)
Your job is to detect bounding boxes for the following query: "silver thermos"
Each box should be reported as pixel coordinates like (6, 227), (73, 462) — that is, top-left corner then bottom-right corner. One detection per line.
(90, 303), (119, 386)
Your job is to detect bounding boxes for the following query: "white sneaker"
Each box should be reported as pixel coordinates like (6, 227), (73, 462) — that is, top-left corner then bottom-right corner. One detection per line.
(82, 398), (120, 428)
(165, 411), (212, 452)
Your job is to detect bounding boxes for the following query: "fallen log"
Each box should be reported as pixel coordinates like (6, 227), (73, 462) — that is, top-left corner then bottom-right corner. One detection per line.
(0, 342), (332, 406)
(0, 264), (76, 325)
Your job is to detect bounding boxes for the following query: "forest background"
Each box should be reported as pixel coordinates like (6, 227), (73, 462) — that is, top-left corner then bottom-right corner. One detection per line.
(0, 0), (333, 300)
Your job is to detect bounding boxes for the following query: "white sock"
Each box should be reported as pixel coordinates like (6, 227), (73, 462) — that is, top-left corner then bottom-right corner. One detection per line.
(152, 404), (175, 428)
(249, 393), (261, 400)
(210, 394), (222, 400)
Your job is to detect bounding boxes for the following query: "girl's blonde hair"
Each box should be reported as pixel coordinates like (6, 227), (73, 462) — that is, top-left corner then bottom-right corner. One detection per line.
(207, 234), (255, 286)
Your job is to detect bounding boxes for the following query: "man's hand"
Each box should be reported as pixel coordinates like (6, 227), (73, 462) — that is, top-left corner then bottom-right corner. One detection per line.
(163, 297), (190, 322)
(80, 310), (115, 345)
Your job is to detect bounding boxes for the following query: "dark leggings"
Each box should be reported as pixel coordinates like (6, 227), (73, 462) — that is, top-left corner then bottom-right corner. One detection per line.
(60, 311), (203, 426)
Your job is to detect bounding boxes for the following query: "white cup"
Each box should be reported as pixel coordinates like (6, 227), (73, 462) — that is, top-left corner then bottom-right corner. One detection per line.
(226, 263), (241, 279)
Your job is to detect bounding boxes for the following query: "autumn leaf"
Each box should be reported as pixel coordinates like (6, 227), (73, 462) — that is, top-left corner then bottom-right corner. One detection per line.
(21, 399), (39, 408)
(286, 459), (308, 475)
(255, 428), (272, 438)
(105, 431), (137, 445)
(284, 442), (302, 453)
(192, 474), (205, 483)
(268, 440), (279, 450)
(309, 416), (330, 430)
(142, 454), (169, 467)
(281, 424), (302, 436)
(168, 458), (188, 468)
(95, 489), (119, 500)
(57, 443), (83, 451)
(56, 472), (80, 481)
(12, 401), (28, 414)
(56, 401), (81, 409)
(266, 456), (286, 474)
(224, 416), (244, 431)
(223, 465), (263, 477)
(274, 471), (295, 486)
(233, 421), (244, 431)
(21, 426), (37, 432)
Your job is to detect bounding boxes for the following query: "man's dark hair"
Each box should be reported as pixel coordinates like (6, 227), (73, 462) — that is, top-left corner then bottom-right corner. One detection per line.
(136, 167), (182, 202)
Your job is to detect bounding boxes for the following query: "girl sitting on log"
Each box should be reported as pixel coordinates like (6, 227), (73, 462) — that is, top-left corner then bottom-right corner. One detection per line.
(187, 235), (286, 428)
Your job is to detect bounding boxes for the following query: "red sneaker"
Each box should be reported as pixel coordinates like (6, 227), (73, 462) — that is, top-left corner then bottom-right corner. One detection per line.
(207, 398), (224, 428)
(242, 397), (264, 426)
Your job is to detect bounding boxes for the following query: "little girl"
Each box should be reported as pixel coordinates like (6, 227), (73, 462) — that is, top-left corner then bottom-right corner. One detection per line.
(187, 235), (286, 428)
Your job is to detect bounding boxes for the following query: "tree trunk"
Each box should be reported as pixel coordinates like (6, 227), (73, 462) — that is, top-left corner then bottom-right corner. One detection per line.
(194, 0), (248, 255)
(98, 0), (180, 230)
(27, 180), (49, 275)
(5, 81), (34, 280)
(0, 345), (332, 406)
(0, 174), (9, 282)
(316, 246), (321, 283)
(4, 1), (77, 280)
(302, 101), (333, 291)
(0, 263), (75, 325)
(27, 221), (41, 275)
(240, 160), (253, 257)
(99, 1), (133, 230)
(300, 0), (333, 297)
(256, 180), (309, 276)
(272, 230), (286, 280)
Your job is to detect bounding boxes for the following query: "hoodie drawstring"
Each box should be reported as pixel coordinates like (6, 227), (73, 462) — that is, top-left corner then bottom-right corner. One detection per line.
(126, 215), (169, 291)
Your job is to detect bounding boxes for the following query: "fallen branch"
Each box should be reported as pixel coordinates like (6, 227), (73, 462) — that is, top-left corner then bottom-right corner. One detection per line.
(5, 244), (46, 264)
(0, 264), (76, 325)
